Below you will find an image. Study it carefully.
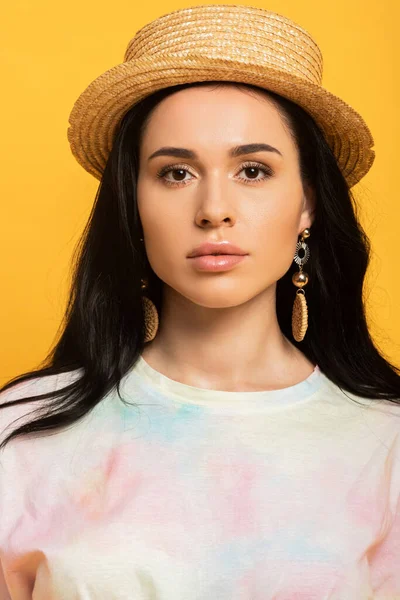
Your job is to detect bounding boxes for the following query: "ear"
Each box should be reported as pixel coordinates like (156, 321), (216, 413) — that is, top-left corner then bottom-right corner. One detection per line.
(298, 182), (316, 234)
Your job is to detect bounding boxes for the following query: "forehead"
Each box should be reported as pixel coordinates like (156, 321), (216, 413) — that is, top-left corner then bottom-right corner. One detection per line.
(140, 84), (293, 156)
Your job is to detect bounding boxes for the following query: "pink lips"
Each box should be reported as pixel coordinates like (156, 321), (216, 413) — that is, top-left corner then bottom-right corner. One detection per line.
(187, 241), (248, 272)
(188, 254), (247, 272)
(187, 241), (247, 258)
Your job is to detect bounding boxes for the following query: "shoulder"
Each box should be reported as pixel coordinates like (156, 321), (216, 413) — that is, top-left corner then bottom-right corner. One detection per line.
(320, 376), (400, 453)
(0, 369), (83, 447)
(322, 375), (400, 419)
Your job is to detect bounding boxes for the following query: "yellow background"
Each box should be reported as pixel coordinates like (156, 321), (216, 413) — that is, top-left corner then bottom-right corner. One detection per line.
(0, 0), (399, 384)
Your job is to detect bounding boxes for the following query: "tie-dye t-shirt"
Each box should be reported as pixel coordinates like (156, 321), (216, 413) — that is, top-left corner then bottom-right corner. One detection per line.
(1, 355), (400, 599)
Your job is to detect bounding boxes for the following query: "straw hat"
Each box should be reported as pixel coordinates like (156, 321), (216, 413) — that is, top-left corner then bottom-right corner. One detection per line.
(67, 3), (375, 188)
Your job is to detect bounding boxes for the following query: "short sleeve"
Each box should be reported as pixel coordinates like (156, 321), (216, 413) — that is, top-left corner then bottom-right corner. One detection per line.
(369, 495), (400, 598)
(369, 431), (400, 598)
(0, 379), (48, 600)
(0, 371), (81, 600)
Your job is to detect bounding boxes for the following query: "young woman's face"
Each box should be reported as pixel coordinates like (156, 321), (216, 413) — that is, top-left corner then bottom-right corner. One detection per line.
(137, 84), (315, 308)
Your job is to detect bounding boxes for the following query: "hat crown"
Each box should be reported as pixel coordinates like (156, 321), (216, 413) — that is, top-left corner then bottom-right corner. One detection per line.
(124, 4), (323, 86)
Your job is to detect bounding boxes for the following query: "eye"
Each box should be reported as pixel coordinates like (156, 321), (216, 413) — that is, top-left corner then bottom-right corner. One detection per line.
(156, 161), (274, 187)
(156, 164), (193, 187)
(237, 161), (274, 185)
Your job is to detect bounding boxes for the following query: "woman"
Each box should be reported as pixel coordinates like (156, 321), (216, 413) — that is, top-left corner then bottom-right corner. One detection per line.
(1, 4), (399, 598)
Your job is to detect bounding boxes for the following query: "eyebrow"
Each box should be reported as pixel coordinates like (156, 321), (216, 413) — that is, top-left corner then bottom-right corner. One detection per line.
(147, 143), (283, 161)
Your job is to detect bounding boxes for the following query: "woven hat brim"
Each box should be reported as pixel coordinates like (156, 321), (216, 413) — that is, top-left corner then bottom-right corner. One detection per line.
(67, 54), (375, 188)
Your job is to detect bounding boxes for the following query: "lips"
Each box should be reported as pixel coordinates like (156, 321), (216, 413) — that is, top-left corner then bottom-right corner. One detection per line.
(188, 254), (247, 272)
(187, 241), (248, 258)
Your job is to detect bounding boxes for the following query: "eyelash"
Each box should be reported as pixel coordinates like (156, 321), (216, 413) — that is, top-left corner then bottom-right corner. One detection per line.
(155, 161), (274, 187)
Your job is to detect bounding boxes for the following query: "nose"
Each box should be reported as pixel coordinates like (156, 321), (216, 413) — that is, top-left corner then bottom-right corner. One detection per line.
(194, 181), (237, 229)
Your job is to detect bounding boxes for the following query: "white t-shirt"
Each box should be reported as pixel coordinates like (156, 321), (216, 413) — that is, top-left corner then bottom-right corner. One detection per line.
(0, 356), (400, 599)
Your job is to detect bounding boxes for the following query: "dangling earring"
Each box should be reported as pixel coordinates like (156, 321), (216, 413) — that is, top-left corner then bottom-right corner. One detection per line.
(140, 278), (159, 343)
(140, 237), (159, 343)
(292, 228), (310, 342)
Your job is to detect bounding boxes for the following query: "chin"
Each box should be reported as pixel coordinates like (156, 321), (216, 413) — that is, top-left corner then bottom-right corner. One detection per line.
(183, 289), (256, 309)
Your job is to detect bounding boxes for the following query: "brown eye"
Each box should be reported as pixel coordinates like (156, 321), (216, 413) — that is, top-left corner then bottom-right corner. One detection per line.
(244, 166), (261, 179)
(170, 169), (188, 181)
(156, 165), (194, 187)
(237, 162), (274, 184)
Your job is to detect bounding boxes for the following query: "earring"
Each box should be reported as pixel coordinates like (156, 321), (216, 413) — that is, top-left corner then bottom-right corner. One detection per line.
(139, 237), (159, 343)
(141, 277), (159, 343)
(292, 228), (310, 342)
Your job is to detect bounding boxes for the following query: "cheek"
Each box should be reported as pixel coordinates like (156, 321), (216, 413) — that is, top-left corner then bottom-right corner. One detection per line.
(250, 195), (301, 260)
(137, 196), (189, 275)
(138, 174), (188, 233)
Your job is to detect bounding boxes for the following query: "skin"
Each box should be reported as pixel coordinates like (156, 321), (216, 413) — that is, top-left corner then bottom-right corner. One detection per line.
(137, 84), (316, 392)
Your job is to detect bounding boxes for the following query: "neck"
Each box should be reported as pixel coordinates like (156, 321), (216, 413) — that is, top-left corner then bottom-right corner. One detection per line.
(141, 284), (315, 392)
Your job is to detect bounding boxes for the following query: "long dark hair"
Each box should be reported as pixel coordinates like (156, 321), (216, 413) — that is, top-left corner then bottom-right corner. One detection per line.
(1, 80), (399, 452)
